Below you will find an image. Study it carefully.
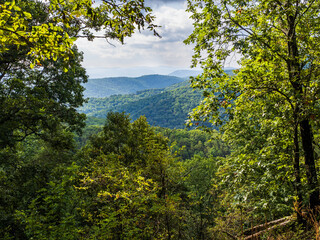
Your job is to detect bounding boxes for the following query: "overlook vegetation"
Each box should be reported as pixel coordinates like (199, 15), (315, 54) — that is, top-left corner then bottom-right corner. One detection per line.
(1, 0), (320, 239)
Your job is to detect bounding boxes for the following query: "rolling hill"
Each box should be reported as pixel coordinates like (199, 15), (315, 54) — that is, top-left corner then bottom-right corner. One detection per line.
(83, 74), (185, 98)
(80, 81), (204, 129)
(81, 70), (236, 128)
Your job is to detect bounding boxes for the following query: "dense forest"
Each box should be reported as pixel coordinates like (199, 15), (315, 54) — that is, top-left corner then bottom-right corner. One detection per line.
(1, 0), (320, 239)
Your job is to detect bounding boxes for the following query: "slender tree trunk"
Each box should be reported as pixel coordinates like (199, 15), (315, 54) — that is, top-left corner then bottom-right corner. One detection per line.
(300, 119), (320, 209)
(293, 122), (302, 203)
(293, 121), (303, 223)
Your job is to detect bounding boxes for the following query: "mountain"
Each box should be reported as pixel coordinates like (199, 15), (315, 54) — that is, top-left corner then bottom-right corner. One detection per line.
(79, 81), (204, 129)
(169, 70), (203, 78)
(83, 74), (184, 98)
(169, 68), (236, 78)
(81, 70), (236, 128)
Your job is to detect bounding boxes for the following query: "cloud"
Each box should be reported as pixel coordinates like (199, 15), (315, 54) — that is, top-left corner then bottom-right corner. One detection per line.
(76, 0), (238, 78)
(76, 0), (197, 77)
(76, 0), (219, 77)
(154, 5), (193, 41)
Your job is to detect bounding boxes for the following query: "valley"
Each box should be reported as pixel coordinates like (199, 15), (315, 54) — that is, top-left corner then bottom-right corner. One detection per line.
(80, 73), (205, 129)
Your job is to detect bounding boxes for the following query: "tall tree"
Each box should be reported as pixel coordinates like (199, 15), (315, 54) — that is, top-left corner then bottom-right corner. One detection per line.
(185, 0), (320, 210)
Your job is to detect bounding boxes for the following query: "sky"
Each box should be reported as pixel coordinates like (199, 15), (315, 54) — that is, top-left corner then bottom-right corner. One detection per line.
(75, 0), (236, 78)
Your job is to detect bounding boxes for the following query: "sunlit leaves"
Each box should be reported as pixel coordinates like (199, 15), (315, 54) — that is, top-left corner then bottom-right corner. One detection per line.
(0, 1), (74, 65)
(0, 0), (157, 67)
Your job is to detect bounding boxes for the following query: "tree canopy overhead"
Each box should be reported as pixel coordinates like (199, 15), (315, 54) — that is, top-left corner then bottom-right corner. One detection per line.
(0, 0), (158, 65)
(185, 0), (320, 211)
(0, 0), (158, 147)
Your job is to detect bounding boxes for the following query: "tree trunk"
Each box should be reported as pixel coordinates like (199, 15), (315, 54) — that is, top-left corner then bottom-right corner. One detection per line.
(300, 119), (320, 209)
(293, 121), (304, 224)
(293, 123), (302, 202)
(287, 13), (320, 210)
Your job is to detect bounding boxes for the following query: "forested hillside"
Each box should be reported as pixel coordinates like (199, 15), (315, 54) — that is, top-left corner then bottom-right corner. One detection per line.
(80, 81), (205, 128)
(83, 74), (184, 98)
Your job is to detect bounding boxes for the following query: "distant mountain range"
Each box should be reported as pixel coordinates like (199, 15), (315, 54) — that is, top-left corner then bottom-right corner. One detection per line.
(169, 70), (203, 78)
(83, 74), (184, 98)
(168, 68), (236, 78)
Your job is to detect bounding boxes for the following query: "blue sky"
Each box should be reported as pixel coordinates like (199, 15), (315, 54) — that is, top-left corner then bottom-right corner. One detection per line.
(76, 0), (236, 78)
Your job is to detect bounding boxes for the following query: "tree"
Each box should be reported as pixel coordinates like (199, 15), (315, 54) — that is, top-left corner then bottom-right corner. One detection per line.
(0, 0), (157, 147)
(185, 0), (320, 211)
(0, 45), (88, 147)
(0, 127), (77, 239)
(182, 156), (218, 240)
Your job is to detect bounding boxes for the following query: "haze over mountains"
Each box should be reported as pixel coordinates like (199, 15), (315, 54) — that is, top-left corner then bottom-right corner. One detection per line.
(82, 69), (217, 98)
(169, 70), (203, 78)
(83, 74), (184, 98)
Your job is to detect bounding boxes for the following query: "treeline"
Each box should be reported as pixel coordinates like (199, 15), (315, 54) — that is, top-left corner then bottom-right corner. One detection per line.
(80, 88), (164, 116)
(76, 119), (229, 158)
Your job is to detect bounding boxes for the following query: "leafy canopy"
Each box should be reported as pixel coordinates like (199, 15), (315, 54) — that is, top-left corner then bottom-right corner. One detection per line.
(185, 0), (320, 211)
(0, 0), (158, 66)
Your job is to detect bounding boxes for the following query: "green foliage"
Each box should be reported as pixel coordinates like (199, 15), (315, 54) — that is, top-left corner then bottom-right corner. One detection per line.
(75, 157), (163, 239)
(74, 125), (103, 149)
(155, 127), (229, 160)
(85, 116), (106, 126)
(0, 127), (76, 239)
(0, 0), (258, 238)
(5, 0), (320, 238)
(80, 88), (163, 116)
(16, 164), (82, 240)
(185, 0), (320, 216)
(181, 156), (219, 239)
(0, 45), (88, 148)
